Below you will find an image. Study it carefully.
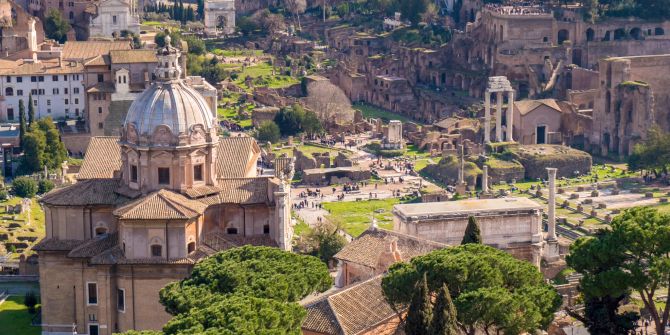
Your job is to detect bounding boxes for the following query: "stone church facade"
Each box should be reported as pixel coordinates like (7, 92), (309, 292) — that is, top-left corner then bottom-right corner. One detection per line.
(34, 38), (293, 335)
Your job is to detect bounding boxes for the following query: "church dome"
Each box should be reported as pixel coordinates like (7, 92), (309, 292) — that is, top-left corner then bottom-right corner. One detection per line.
(122, 34), (216, 146)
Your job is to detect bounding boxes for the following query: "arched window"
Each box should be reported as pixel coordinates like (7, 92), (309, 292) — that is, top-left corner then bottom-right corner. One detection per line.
(4, 87), (13, 96)
(586, 28), (595, 42)
(558, 29), (570, 45)
(69, 11), (73, 20)
(187, 242), (196, 253)
(95, 227), (108, 236)
(150, 244), (162, 257)
(630, 27), (642, 40)
(656, 27), (665, 35)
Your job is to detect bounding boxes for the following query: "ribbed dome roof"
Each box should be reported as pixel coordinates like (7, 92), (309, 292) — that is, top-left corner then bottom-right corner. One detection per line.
(123, 80), (215, 140)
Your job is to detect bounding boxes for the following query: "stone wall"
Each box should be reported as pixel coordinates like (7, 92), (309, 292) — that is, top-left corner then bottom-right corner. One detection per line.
(511, 145), (592, 179)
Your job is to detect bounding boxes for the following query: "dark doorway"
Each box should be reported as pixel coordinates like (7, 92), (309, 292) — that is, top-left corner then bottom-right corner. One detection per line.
(558, 29), (570, 45)
(536, 125), (546, 144)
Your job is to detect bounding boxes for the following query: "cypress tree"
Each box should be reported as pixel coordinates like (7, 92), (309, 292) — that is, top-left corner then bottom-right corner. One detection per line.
(430, 283), (458, 335)
(18, 99), (26, 149)
(461, 216), (482, 244)
(27, 93), (35, 128)
(405, 273), (432, 335)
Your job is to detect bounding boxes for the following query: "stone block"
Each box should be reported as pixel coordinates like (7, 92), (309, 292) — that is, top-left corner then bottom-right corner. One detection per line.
(660, 198), (669, 203)
(557, 188), (565, 194)
(570, 193), (579, 199)
(591, 190), (599, 197)
(577, 186), (585, 192)
(597, 203), (607, 209)
(646, 192), (654, 198)
(611, 189), (620, 195)
(611, 209), (621, 214)
(582, 199), (593, 205)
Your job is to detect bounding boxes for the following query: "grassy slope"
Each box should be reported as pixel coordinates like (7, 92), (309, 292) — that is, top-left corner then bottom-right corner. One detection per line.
(0, 296), (40, 335)
(353, 103), (414, 123)
(323, 198), (400, 237)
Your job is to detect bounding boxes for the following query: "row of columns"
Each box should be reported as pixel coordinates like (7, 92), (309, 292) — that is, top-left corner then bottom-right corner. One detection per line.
(484, 89), (515, 143)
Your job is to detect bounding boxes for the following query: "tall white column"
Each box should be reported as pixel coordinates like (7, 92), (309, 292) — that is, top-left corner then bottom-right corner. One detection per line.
(484, 91), (491, 143)
(496, 91), (503, 142)
(506, 90), (514, 142)
(458, 144), (465, 185)
(482, 165), (489, 193)
(547, 167), (557, 241)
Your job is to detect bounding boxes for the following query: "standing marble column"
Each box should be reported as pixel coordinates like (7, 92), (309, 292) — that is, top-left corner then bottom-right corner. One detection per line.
(482, 165), (489, 193)
(484, 91), (491, 143)
(496, 91), (503, 142)
(506, 90), (514, 142)
(547, 167), (557, 241)
(458, 144), (465, 185)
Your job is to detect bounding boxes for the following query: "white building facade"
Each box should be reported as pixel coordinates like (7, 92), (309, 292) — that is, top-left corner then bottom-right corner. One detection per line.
(0, 65), (87, 122)
(88, 0), (140, 38)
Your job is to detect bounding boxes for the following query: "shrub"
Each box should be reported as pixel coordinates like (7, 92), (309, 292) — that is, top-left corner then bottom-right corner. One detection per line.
(38, 179), (55, 194)
(24, 291), (38, 314)
(13, 177), (37, 198)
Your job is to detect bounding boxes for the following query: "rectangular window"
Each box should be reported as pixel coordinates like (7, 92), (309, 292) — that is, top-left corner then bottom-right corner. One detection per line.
(31, 89), (37, 95)
(16, 90), (22, 96)
(158, 167), (170, 184)
(16, 76), (22, 83)
(64, 88), (68, 94)
(52, 75), (58, 81)
(97, 74), (104, 83)
(5, 76), (10, 83)
(97, 122), (103, 129)
(130, 165), (138, 182)
(263, 224), (270, 234)
(46, 99), (50, 106)
(63, 75), (67, 81)
(47, 109), (51, 113)
(52, 88), (58, 94)
(98, 107), (102, 114)
(64, 99), (68, 105)
(73, 87), (79, 94)
(39, 89), (44, 95)
(151, 245), (162, 257)
(7, 108), (14, 120)
(75, 108), (79, 116)
(30, 76), (36, 82)
(87, 282), (98, 305)
(113, 15), (117, 24)
(38, 76), (44, 82)
(117, 289), (125, 312)
(89, 324), (99, 335)
(74, 98), (79, 104)
(227, 227), (238, 235)
(193, 164), (203, 181)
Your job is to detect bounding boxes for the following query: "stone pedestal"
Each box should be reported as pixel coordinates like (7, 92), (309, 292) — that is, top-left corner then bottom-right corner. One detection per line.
(544, 239), (560, 262)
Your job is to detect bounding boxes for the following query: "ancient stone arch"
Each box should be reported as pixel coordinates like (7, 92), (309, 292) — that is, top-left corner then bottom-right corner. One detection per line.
(630, 27), (643, 40)
(558, 29), (569, 45)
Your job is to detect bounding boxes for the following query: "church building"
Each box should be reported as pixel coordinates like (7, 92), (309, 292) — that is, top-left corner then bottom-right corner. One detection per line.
(34, 36), (293, 335)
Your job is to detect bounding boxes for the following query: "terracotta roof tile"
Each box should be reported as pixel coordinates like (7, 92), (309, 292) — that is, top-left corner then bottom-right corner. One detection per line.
(302, 276), (403, 335)
(78, 137), (122, 179)
(90, 246), (199, 265)
(334, 228), (445, 269)
(0, 59), (84, 76)
(197, 178), (274, 205)
(113, 189), (207, 220)
(216, 137), (260, 178)
(40, 179), (128, 206)
(514, 99), (562, 116)
(62, 41), (131, 61)
(110, 49), (157, 64)
(67, 232), (118, 258)
(201, 232), (278, 252)
(33, 238), (86, 252)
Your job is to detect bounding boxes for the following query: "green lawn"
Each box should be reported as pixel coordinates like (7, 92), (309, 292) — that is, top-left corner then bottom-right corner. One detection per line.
(323, 198), (400, 237)
(231, 62), (300, 91)
(352, 103), (415, 124)
(272, 143), (350, 162)
(211, 49), (265, 57)
(0, 296), (40, 335)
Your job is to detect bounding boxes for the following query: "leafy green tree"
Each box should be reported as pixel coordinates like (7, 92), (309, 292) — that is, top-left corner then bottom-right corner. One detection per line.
(37, 118), (68, 169)
(301, 110), (323, 138)
(44, 9), (70, 43)
(274, 105), (305, 136)
(27, 94), (35, 129)
(154, 30), (181, 47)
(13, 177), (38, 198)
(156, 246), (332, 334)
(382, 244), (561, 335)
(19, 131), (46, 175)
(461, 216), (482, 244)
(114, 331), (162, 335)
(430, 283), (458, 335)
(306, 221), (347, 263)
(628, 126), (670, 177)
(38, 179), (55, 194)
(406, 273), (432, 335)
(568, 207), (670, 334)
(399, 0), (428, 26)
(255, 121), (281, 143)
(183, 36), (205, 55)
(18, 99), (26, 148)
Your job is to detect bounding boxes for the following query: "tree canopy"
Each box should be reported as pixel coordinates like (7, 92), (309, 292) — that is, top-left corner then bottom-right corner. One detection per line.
(44, 9), (70, 43)
(150, 246), (332, 335)
(461, 216), (482, 244)
(382, 244), (561, 335)
(628, 126), (670, 177)
(18, 117), (67, 175)
(255, 121), (281, 143)
(567, 207), (670, 334)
